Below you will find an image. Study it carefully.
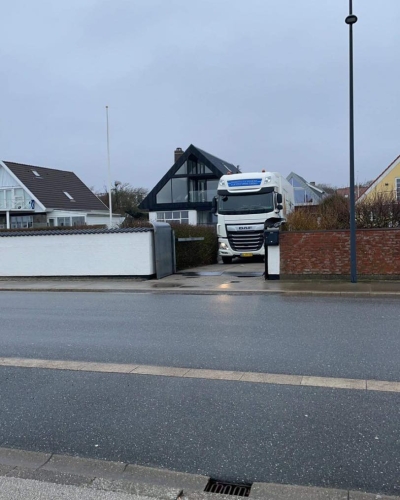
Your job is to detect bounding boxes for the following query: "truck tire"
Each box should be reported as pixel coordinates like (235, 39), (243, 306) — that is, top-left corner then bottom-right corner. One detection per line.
(222, 256), (233, 264)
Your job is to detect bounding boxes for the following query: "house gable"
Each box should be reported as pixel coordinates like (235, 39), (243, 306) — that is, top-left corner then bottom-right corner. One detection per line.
(3, 161), (108, 212)
(287, 172), (325, 205)
(0, 161), (46, 211)
(139, 145), (239, 211)
(357, 154), (400, 202)
(0, 164), (19, 187)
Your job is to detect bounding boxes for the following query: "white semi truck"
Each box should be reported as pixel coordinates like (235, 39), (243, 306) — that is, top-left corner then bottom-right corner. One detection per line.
(214, 171), (294, 264)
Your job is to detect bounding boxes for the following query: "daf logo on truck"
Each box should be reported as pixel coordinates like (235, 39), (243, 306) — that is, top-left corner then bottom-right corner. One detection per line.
(239, 226), (252, 230)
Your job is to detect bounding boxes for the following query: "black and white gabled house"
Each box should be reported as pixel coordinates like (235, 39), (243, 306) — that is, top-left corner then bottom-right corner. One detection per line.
(0, 160), (120, 229)
(139, 145), (239, 225)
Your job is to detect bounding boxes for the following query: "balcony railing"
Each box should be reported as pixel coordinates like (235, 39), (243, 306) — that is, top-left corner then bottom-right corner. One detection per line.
(0, 199), (35, 210)
(189, 190), (216, 203)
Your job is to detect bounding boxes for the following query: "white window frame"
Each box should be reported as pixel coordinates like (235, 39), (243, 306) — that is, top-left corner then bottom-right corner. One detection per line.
(396, 178), (400, 201)
(156, 211), (189, 225)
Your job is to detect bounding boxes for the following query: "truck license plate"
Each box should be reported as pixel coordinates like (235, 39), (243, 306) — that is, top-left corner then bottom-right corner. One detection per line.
(241, 253), (253, 257)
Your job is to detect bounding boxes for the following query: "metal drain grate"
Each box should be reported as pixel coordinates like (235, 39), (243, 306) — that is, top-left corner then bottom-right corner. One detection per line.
(204, 479), (251, 497)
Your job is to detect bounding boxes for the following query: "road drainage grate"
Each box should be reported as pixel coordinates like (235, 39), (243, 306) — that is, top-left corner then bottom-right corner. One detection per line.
(204, 479), (251, 497)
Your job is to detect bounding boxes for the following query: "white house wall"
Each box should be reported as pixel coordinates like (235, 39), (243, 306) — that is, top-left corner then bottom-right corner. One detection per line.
(0, 165), (19, 187)
(0, 231), (155, 277)
(86, 213), (122, 225)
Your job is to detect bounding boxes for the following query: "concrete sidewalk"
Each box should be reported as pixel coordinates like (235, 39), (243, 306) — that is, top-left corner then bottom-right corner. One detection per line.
(0, 262), (399, 297)
(0, 446), (396, 500)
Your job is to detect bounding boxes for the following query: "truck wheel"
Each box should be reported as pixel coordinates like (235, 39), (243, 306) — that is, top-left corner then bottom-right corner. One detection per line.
(222, 257), (233, 264)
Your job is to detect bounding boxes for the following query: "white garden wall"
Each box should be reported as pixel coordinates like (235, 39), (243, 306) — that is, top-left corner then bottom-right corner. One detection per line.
(0, 229), (155, 277)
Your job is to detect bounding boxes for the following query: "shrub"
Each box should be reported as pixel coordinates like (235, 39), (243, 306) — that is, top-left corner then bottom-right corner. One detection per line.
(318, 194), (350, 229)
(284, 195), (350, 231)
(285, 192), (400, 231)
(356, 192), (400, 228)
(283, 208), (320, 231)
(172, 224), (218, 270)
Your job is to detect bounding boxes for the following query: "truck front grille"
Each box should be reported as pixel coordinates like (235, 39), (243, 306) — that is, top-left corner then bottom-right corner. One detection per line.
(227, 230), (264, 252)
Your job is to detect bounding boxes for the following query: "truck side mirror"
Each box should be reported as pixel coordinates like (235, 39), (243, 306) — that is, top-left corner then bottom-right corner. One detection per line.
(212, 196), (217, 214)
(276, 193), (283, 204)
(277, 204), (283, 211)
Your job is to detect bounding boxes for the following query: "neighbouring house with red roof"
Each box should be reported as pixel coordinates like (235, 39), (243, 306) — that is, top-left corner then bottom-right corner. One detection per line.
(336, 186), (368, 200)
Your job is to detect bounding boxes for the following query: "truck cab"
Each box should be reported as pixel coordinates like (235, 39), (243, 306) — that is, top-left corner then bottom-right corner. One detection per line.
(214, 171), (294, 263)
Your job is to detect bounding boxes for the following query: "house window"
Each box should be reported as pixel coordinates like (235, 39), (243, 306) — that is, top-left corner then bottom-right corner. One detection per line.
(175, 162), (187, 175)
(57, 217), (71, 227)
(0, 188), (31, 209)
(156, 179), (189, 204)
(156, 211), (189, 225)
(10, 215), (33, 229)
(72, 216), (85, 226)
(293, 189), (307, 204)
(32, 170), (41, 177)
(188, 159), (198, 174)
(289, 178), (303, 188)
(396, 178), (400, 201)
(197, 162), (212, 174)
(187, 159), (212, 175)
(156, 180), (172, 204)
(197, 211), (214, 225)
(171, 178), (188, 202)
(189, 179), (218, 202)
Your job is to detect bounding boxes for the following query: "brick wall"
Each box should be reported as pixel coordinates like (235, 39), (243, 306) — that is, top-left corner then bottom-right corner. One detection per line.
(280, 228), (400, 277)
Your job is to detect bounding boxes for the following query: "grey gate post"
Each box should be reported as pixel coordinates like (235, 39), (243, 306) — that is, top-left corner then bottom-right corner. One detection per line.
(150, 221), (176, 279)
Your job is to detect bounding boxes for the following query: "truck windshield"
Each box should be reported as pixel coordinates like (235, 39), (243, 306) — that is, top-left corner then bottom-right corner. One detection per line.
(218, 192), (274, 215)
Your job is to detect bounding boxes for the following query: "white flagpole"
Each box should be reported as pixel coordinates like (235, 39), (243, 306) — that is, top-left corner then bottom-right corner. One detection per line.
(106, 105), (112, 228)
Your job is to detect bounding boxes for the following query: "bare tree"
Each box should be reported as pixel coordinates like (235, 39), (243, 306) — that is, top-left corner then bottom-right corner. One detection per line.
(96, 181), (148, 218)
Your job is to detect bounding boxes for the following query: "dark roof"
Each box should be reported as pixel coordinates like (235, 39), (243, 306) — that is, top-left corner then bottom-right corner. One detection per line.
(195, 147), (238, 175)
(0, 227), (152, 238)
(4, 161), (108, 211)
(140, 144), (239, 210)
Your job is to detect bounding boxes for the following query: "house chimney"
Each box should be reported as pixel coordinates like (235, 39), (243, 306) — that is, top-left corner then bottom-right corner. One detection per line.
(309, 181), (316, 186)
(174, 147), (184, 163)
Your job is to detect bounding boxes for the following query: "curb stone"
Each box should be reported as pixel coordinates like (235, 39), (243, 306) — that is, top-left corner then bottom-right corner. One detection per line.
(0, 447), (399, 499)
(0, 287), (400, 298)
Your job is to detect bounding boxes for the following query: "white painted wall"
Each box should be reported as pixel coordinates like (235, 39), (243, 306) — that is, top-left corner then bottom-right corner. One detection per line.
(86, 213), (122, 226)
(0, 231), (155, 277)
(0, 165), (19, 187)
(189, 210), (197, 225)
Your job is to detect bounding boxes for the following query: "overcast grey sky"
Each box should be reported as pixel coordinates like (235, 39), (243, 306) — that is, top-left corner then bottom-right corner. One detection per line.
(1, 0), (399, 191)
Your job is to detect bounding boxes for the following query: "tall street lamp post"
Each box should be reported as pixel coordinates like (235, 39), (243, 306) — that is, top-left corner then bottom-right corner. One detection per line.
(345, 1), (358, 283)
(106, 105), (113, 229)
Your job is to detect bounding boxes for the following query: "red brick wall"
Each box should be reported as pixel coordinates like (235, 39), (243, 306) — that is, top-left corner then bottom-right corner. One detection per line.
(280, 228), (400, 277)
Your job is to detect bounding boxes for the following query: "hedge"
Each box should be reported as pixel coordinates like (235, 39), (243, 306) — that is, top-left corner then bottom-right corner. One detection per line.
(172, 224), (218, 270)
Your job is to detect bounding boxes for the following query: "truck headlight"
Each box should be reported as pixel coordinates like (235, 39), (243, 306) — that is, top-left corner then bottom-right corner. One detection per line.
(219, 242), (229, 250)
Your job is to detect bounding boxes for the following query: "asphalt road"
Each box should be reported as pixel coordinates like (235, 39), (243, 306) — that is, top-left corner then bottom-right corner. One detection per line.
(0, 291), (399, 495)
(0, 367), (399, 495)
(0, 291), (399, 380)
